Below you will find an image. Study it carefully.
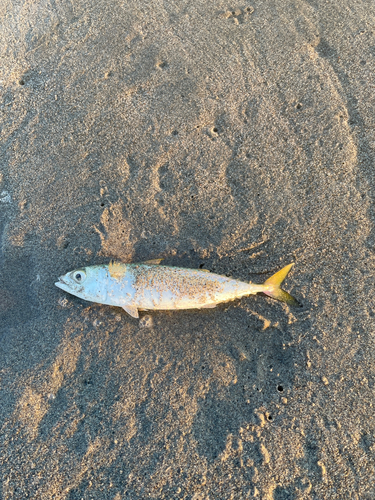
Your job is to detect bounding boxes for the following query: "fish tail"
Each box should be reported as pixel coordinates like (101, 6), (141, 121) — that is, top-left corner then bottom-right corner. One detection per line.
(261, 263), (300, 306)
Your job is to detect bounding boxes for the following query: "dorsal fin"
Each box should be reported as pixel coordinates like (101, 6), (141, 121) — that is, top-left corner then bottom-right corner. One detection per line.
(108, 261), (127, 280)
(141, 259), (163, 265)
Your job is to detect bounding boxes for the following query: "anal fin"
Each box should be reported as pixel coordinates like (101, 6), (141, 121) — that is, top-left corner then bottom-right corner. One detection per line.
(123, 305), (139, 318)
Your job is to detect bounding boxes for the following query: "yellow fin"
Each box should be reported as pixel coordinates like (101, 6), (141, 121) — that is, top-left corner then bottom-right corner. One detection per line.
(108, 261), (127, 280)
(141, 259), (163, 265)
(262, 263), (300, 306)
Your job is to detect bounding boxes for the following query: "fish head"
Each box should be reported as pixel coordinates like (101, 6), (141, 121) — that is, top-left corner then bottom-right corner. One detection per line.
(55, 265), (108, 303)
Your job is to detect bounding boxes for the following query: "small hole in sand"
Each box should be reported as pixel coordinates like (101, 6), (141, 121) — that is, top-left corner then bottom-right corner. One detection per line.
(172, 130), (178, 136)
(296, 103), (302, 109)
(277, 385), (284, 392)
(19, 80), (25, 85)
(213, 127), (218, 133)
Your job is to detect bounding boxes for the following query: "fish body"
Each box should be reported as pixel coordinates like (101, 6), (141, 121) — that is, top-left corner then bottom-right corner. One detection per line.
(55, 261), (299, 318)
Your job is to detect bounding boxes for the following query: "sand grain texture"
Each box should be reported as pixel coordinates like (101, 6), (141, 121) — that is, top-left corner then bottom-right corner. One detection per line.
(1, 0), (375, 498)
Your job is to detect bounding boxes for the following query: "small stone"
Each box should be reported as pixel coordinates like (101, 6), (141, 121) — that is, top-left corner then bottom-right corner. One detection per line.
(58, 297), (69, 308)
(0, 190), (11, 203)
(139, 315), (153, 328)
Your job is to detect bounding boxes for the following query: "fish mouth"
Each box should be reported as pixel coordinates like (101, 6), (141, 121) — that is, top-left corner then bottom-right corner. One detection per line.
(55, 277), (69, 291)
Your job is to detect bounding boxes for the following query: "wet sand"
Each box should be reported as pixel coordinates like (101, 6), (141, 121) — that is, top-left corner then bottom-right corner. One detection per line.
(1, 0), (375, 498)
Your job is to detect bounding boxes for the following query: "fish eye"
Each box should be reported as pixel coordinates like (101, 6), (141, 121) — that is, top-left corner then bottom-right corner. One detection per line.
(73, 270), (86, 283)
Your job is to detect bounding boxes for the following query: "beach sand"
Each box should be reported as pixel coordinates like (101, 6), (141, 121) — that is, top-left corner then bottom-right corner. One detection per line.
(1, 0), (375, 498)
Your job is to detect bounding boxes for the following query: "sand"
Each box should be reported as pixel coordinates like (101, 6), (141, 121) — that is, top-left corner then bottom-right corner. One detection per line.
(1, 0), (375, 498)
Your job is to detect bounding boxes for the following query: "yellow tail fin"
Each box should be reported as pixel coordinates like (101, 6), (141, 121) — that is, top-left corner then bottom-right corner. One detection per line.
(262, 263), (300, 306)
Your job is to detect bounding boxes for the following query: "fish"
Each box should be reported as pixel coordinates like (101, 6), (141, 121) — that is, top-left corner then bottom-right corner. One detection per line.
(55, 260), (299, 319)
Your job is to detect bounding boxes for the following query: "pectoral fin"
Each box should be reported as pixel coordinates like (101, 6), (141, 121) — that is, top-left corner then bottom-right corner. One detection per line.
(123, 305), (139, 318)
(109, 261), (127, 280)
